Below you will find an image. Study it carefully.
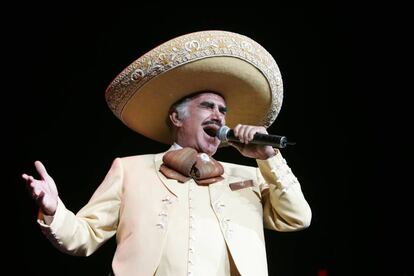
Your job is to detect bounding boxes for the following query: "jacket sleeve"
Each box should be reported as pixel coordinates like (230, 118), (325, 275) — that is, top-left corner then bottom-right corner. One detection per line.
(37, 158), (123, 256)
(256, 150), (312, 231)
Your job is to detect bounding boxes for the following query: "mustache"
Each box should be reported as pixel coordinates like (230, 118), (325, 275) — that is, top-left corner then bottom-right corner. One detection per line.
(202, 120), (222, 127)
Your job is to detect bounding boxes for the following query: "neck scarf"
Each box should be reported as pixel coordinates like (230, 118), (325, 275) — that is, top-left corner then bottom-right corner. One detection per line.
(159, 147), (224, 185)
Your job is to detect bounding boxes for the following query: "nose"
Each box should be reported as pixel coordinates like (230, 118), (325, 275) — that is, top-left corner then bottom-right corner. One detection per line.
(211, 108), (225, 123)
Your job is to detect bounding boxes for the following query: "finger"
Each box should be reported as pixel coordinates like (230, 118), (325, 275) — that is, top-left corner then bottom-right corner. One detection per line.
(22, 174), (36, 187)
(35, 161), (49, 180)
(22, 173), (30, 181)
(238, 125), (249, 143)
(233, 124), (242, 138)
(28, 176), (36, 185)
(246, 127), (258, 142)
(29, 180), (36, 189)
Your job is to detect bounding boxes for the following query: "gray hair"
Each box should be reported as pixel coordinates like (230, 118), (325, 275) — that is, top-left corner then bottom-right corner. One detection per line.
(173, 98), (191, 119)
(167, 97), (191, 131)
(167, 91), (224, 129)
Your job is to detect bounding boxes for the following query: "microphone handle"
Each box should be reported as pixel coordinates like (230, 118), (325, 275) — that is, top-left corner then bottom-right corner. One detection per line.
(226, 129), (288, 148)
(252, 132), (288, 148)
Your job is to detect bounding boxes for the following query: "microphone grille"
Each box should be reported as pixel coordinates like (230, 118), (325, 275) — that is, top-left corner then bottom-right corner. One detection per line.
(217, 126), (230, 141)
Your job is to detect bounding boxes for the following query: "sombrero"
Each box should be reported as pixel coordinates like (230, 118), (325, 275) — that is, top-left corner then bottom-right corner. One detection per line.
(105, 30), (283, 144)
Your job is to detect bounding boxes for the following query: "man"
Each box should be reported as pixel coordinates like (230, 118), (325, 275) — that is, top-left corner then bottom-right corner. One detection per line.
(22, 30), (311, 275)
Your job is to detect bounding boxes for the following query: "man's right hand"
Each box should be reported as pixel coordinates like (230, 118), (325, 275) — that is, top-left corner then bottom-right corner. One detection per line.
(22, 161), (58, 216)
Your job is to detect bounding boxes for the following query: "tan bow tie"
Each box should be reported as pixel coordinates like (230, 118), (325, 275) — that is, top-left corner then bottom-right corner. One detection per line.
(159, 147), (224, 185)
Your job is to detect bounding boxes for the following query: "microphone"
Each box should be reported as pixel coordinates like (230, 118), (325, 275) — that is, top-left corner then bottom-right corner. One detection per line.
(216, 126), (295, 148)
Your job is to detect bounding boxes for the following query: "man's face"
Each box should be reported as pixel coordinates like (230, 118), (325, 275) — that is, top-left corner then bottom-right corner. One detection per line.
(174, 92), (227, 156)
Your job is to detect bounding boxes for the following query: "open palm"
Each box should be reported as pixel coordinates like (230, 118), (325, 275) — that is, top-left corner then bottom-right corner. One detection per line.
(22, 161), (58, 216)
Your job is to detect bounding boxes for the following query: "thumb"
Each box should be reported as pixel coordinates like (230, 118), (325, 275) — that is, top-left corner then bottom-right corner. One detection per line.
(34, 160), (49, 180)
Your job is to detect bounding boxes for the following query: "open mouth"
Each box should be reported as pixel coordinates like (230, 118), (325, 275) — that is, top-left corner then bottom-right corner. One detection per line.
(203, 125), (218, 137)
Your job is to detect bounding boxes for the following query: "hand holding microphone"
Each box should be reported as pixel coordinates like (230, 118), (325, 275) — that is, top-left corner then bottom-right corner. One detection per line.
(216, 125), (295, 149)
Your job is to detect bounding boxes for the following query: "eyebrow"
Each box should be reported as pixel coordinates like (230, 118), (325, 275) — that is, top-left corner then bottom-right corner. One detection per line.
(199, 101), (228, 113)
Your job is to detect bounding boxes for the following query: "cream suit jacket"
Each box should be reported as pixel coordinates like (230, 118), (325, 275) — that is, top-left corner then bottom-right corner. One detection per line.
(38, 150), (312, 276)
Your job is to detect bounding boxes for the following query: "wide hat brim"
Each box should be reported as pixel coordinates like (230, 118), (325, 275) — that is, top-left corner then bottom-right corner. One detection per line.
(105, 30), (283, 144)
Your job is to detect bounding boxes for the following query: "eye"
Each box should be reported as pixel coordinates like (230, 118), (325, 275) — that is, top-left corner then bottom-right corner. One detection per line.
(199, 102), (214, 109)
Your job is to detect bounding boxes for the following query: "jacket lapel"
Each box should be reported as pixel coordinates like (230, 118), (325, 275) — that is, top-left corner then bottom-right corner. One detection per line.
(154, 151), (187, 198)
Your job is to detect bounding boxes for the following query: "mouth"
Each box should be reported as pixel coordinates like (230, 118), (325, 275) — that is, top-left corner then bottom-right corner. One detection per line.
(202, 124), (220, 138)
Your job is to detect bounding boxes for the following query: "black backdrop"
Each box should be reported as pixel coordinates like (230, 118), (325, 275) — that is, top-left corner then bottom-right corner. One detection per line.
(5, 3), (410, 276)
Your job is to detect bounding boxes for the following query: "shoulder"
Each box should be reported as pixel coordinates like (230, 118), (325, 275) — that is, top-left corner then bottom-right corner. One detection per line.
(113, 152), (162, 166)
(119, 153), (157, 161)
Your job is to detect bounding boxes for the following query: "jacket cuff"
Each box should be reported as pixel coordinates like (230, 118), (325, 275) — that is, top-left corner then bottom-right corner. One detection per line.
(256, 149), (298, 191)
(37, 197), (66, 233)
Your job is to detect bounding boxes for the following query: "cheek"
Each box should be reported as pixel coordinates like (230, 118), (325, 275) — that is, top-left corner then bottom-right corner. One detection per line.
(192, 112), (208, 123)
(182, 116), (203, 132)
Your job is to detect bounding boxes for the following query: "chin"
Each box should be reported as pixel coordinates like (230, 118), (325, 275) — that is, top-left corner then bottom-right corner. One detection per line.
(198, 131), (220, 155)
(201, 143), (219, 156)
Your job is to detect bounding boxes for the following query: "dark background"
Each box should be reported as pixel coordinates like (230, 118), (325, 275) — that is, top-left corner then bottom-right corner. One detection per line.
(4, 3), (410, 276)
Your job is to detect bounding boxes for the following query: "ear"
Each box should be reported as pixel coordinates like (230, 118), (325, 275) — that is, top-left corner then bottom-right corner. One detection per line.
(169, 111), (183, 127)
